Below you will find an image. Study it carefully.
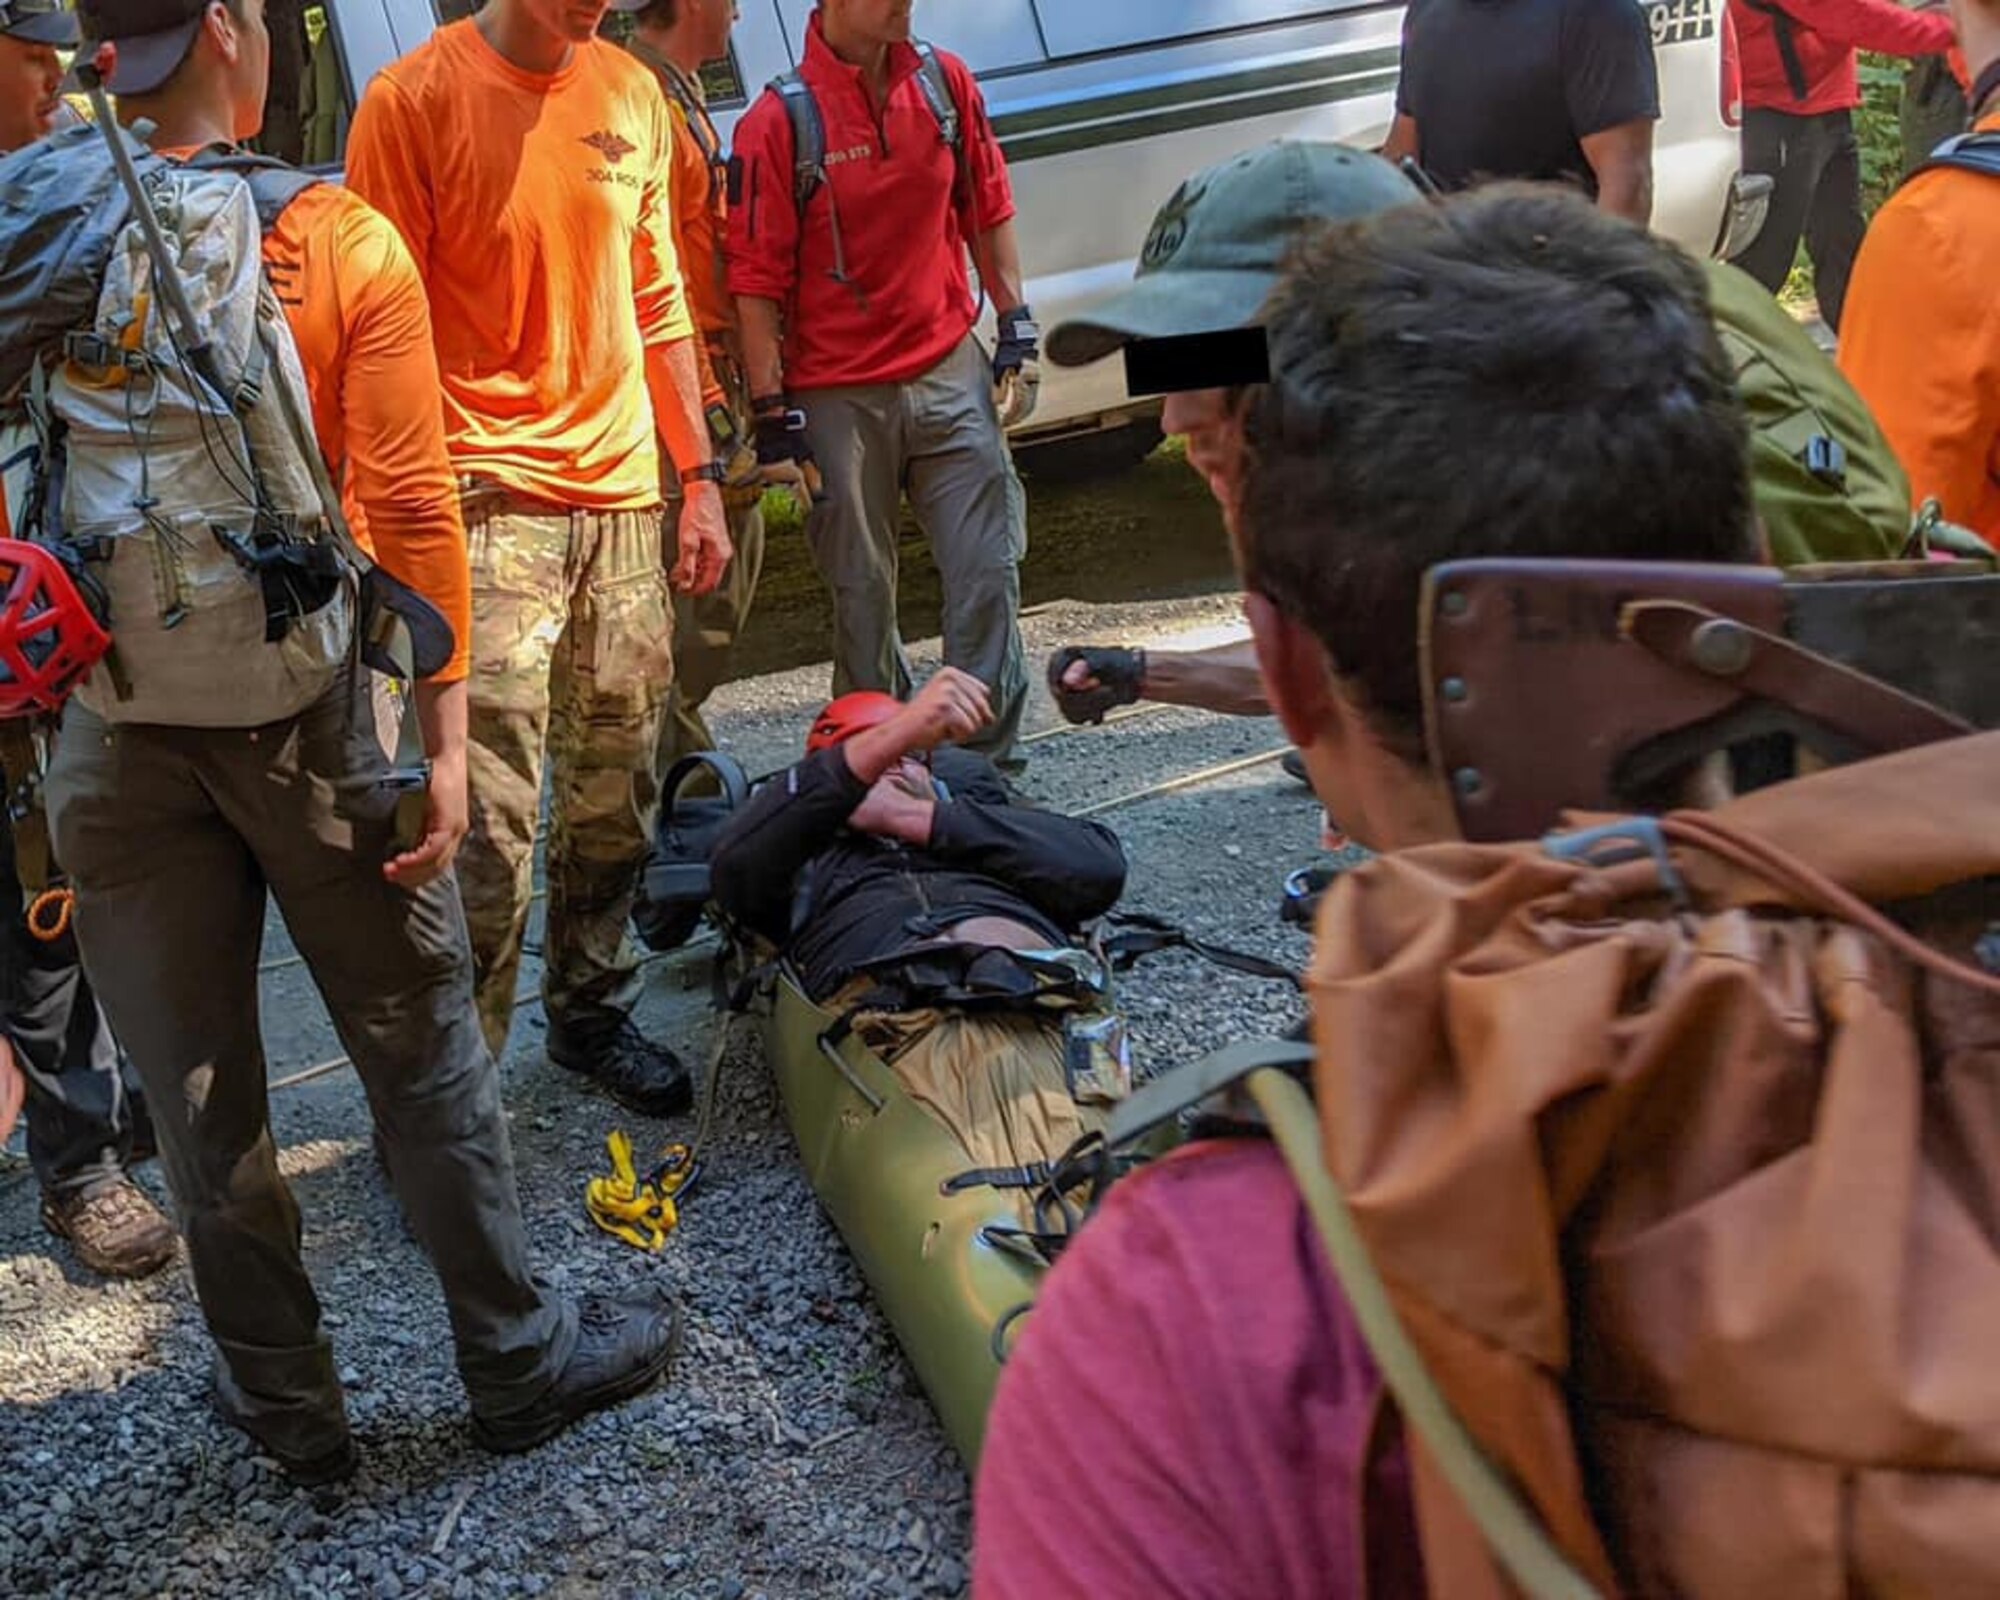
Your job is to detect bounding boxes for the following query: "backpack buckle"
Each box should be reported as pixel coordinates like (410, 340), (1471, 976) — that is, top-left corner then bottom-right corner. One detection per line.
(62, 331), (149, 373)
(1542, 817), (1691, 909)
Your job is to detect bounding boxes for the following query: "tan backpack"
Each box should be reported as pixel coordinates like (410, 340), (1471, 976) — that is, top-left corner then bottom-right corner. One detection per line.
(1109, 558), (2000, 1596)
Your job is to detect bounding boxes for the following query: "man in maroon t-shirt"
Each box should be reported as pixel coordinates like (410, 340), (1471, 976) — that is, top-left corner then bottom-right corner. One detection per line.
(975, 164), (1759, 1598)
(728, 0), (1033, 765)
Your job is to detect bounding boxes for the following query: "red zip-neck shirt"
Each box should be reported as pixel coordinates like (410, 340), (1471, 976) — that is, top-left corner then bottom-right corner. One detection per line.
(727, 14), (1016, 391)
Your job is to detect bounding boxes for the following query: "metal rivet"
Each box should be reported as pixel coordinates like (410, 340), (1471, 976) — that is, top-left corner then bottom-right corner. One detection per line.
(1689, 619), (1753, 677)
(1440, 676), (1468, 704)
(1440, 591), (1469, 618)
(1453, 767), (1484, 799)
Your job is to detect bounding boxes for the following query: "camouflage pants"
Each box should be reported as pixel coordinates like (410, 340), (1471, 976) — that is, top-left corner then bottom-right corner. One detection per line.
(457, 492), (672, 1057)
(655, 490), (765, 782)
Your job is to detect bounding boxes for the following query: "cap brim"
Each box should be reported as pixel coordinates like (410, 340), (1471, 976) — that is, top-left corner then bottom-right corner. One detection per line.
(1045, 267), (1279, 368)
(6, 9), (80, 44)
(605, 0), (651, 11)
(99, 18), (201, 95)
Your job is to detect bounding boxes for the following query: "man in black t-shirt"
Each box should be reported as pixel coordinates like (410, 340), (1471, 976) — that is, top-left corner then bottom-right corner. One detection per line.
(1383, 0), (1661, 223)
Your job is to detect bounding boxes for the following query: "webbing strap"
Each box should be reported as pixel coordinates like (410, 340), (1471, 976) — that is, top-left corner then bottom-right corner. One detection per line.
(1249, 1068), (1606, 1600)
(1103, 1036), (1314, 1149)
(1738, 0), (1810, 104)
(1101, 910), (1304, 990)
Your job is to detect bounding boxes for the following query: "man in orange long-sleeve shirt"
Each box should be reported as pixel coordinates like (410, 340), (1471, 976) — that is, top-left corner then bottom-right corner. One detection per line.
(1841, 5), (2000, 547)
(52, 0), (682, 1483)
(347, 0), (731, 1116)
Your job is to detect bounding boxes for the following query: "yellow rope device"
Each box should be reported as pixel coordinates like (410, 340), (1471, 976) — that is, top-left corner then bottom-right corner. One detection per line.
(585, 1131), (699, 1253)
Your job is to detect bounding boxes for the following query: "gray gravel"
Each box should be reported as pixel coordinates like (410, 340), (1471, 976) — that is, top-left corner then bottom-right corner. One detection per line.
(0, 582), (1343, 1598)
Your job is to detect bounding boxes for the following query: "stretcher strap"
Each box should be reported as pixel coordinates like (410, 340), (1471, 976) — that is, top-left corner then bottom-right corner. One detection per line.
(1101, 911), (1303, 990)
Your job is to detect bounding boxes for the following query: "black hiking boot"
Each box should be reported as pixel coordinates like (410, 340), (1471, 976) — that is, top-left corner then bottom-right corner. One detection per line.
(211, 1386), (359, 1487)
(471, 1284), (683, 1455)
(547, 1016), (694, 1118)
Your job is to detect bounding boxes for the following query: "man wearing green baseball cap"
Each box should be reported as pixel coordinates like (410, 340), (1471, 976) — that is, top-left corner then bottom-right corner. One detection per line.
(1043, 141), (1421, 787)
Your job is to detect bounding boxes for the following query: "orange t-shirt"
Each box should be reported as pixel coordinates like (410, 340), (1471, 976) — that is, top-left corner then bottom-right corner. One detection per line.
(1839, 109), (2000, 548)
(345, 22), (695, 510)
(264, 183), (472, 681)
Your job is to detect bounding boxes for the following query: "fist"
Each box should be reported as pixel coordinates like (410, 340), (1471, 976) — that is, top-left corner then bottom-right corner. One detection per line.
(895, 667), (992, 753)
(1046, 645), (1144, 725)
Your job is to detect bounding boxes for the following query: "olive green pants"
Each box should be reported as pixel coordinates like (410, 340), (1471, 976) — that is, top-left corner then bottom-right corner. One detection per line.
(655, 491), (765, 781)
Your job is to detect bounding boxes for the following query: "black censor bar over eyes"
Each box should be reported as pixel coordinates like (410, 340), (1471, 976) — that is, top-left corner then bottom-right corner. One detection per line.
(1122, 327), (1270, 397)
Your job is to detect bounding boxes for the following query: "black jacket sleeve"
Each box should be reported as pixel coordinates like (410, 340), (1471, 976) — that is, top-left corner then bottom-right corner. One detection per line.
(709, 748), (870, 944)
(926, 751), (1128, 929)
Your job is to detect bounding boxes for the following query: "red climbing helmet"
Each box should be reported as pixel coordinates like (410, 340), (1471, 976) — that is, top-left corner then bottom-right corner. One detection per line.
(806, 690), (902, 754)
(0, 539), (112, 718)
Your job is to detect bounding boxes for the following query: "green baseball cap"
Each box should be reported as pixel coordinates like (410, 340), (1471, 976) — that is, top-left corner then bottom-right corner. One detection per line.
(1046, 140), (1422, 369)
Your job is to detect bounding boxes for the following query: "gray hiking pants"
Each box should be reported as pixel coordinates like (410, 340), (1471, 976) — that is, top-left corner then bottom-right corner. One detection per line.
(800, 334), (1029, 763)
(46, 666), (575, 1462)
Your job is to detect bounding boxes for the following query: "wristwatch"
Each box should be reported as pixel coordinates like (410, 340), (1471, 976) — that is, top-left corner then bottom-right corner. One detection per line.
(679, 461), (728, 486)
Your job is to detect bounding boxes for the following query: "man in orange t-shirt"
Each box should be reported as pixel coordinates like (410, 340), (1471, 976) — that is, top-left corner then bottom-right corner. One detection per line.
(1841, 6), (2000, 548)
(625, 0), (767, 781)
(58, 0), (682, 1482)
(347, 0), (731, 1113)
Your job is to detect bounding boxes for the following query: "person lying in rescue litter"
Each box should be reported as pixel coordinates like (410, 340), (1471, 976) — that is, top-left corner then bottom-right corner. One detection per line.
(708, 667), (1126, 1009)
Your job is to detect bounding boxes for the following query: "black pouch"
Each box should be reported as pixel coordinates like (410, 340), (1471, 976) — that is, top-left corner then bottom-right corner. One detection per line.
(635, 752), (751, 951)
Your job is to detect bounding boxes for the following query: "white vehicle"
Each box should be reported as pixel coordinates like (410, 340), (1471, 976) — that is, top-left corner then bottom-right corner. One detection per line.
(282, 0), (1762, 474)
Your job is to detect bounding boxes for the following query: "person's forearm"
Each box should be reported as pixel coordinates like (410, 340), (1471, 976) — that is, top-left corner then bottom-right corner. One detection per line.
(1596, 166), (1654, 226)
(738, 295), (786, 398)
(1145, 641), (1273, 717)
(973, 221), (1027, 315)
(414, 676), (468, 763)
(646, 335), (712, 476)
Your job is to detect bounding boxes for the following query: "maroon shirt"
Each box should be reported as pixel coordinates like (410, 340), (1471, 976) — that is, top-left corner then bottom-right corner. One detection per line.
(973, 1139), (1423, 1598)
(727, 14), (1016, 390)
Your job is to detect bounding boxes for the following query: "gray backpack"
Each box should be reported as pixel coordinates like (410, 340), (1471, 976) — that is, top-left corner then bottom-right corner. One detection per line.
(0, 119), (448, 734)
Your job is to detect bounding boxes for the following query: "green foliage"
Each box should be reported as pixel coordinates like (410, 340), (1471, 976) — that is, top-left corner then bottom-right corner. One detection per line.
(1856, 54), (1907, 214)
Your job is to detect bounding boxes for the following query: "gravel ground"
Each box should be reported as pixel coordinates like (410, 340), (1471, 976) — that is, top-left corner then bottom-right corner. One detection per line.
(0, 525), (1344, 1597)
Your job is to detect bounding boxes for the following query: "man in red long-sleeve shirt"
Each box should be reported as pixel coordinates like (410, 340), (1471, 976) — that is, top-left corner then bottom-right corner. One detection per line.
(728, 0), (1034, 767)
(1727, 0), (1956, 328)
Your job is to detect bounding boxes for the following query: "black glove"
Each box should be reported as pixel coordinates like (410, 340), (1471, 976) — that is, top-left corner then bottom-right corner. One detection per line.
(1046, 645), (1145, 726)
(993, 306), (1040, 381)
(753, 394), (816, 470)
(993, 306), (1042, 428)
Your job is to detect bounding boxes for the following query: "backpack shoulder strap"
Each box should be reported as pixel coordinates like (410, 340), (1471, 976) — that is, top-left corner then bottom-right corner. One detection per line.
(1914, 129), (2000, 182)
(910, 41), (962, 155)
(768, 71), (827, 212)
(187, 148), (322, 234)
(1735, 0), (1811, 104)
(910, 39), (970, 213)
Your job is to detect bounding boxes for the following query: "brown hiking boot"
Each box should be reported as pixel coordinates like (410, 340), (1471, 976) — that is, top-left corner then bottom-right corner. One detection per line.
(42, 1176), (176, 1279)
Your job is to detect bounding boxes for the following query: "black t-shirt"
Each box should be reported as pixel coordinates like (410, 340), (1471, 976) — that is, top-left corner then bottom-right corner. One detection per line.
(1396, 0), (1660, 197)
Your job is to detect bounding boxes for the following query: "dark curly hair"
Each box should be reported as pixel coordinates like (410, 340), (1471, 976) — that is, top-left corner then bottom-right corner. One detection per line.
(1237, 185), (1756, 758)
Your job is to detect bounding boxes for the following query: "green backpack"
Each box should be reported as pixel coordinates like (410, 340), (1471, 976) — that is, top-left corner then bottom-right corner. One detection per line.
(1702, 260), (1908, 567)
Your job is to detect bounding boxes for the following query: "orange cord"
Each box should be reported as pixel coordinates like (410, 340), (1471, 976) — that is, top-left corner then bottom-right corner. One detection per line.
(26, 887), (72, 943)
